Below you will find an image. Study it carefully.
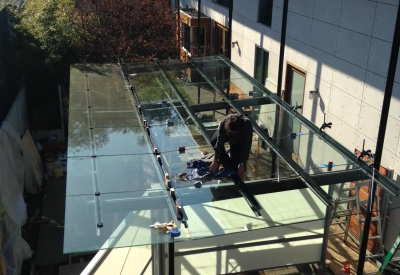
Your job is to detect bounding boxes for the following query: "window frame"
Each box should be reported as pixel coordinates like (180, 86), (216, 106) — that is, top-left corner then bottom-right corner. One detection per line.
(254, 45), (269, 86)
(192, 26), (206, 56)
(212, 0), (230, 9)
(182, 22), (191, 52)
(257, 0), (273, 27)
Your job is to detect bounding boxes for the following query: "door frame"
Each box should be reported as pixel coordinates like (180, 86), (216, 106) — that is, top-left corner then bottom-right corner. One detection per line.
(281, 62), (307, 161)
(284, 62), (306, 110)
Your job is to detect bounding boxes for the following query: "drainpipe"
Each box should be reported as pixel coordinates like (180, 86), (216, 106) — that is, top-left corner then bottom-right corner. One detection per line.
(357, 5), (400, 275)
(228, 0), (233, 60)
(177, 0), (180, 58)
(198, 0), (201, 104)
(271, 0), (288, 177)
(198, 0), (201, 56)
(276, 0), (288, 97)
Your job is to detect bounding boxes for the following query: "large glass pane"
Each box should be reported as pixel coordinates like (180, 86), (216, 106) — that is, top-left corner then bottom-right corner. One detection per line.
(66, 157), (95, 196)
(64, 190), (179, 253)
(91, 108), (139, 128)
(65, 57), (400, 256)
(93, 127), (150, 156)
(66, 154), (164, 196)
(67, 127), (92, 157)
(286, 70), (305, 155)
(96, 155), (164, 193)
(90, 89), (134, 109)
(69, 90), (87, 107)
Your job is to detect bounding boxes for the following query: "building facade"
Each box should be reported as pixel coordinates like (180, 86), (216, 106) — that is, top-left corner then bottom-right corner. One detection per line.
(173, 0), (400, 254)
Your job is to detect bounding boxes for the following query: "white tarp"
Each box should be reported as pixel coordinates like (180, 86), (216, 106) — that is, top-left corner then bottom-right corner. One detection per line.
(0, 122), (32, 275)
(22, 130), (44, 192)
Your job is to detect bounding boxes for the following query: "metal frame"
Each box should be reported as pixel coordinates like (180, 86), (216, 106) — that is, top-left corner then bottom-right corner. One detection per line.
(190, 59), (332, 206)
(215, 56), (400, 197)
(67, 55), (400, 274)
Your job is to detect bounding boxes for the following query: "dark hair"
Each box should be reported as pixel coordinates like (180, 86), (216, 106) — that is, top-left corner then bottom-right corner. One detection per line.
(225, 114), (245, 132)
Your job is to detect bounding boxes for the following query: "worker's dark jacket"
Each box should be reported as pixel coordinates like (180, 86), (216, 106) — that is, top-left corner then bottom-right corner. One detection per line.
(214, 114), (253, 164)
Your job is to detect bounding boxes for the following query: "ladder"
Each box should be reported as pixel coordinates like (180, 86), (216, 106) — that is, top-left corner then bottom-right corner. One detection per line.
(331, 179), (385, 261)
(330, 182), (359, 244)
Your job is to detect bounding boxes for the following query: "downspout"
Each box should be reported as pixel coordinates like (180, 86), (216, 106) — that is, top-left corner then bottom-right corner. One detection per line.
(224, 0), (233, 115)
(198, 0), (201, 103)
(228, 0), (233, 60)
(177, 0), (181, 58)
(271, 0), (288, 177)
(276, 0), (288, 97)
(198, 0), (201, 55)
(357, 5), (400, 275)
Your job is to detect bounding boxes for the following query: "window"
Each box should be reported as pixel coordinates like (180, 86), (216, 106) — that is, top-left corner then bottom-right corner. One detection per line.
(216, 24), (229, 57)
(212, 0), (229, 8)
(258, 0), (273, 27)
(254, 46), (269, 85)
(182, 22), (191, 51)
(193, 27), (206, 56)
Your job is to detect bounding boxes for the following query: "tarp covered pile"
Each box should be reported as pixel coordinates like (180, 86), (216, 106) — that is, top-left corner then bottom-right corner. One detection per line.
(0, 122), (44, 275)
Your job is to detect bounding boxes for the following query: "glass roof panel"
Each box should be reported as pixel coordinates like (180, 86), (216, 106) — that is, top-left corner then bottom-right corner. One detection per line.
(86, 75), (125, 91)
(251, 106), (357, 175)
(67, 127), (92, 157)
(64, 190), (178, 254)
(130, 71), (181, 104)
(142, 107), (206, 150)
(95, 154), (164, 193)
(89, 89), (134, 109)
(91, 108), (139, 128)
(69, 89), (87, 107)
(69, 74), (86, 90)
(65, 59), (400, 254)
(66, 157), (95, 196)
(92, 127), (150, 156)
(66, 154), (164, 196)
(173, 185), (328, 240)
(68, 107), (89, 128)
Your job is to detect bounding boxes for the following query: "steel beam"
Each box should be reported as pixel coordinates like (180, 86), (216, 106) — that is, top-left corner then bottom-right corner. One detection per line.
(189, 96), (272, 113)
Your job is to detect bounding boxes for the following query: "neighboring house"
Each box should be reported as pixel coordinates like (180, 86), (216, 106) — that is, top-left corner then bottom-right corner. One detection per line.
(173, 0), (400, 257)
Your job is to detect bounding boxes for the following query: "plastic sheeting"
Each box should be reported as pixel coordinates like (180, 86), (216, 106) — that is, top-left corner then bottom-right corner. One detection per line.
(22, 130), (44, 193)
(0, 122), (32, 275)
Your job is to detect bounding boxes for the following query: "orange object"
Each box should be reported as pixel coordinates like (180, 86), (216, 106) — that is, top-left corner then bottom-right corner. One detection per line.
(342, 260), (350, 275)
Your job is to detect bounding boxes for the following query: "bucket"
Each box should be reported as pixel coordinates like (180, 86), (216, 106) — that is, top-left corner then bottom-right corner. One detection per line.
(45, 160), (60, 177)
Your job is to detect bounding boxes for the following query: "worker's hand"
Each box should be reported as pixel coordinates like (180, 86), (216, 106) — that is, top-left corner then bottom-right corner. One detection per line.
(237, 163), (245, 177)
(209, 161), (219, 173)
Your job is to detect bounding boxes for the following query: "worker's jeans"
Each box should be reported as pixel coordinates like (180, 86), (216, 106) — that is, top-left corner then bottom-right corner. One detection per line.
(210, 132), (244, 171)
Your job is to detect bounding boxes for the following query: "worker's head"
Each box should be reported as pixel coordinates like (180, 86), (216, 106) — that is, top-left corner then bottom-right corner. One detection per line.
(225, 114), (245, 135)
